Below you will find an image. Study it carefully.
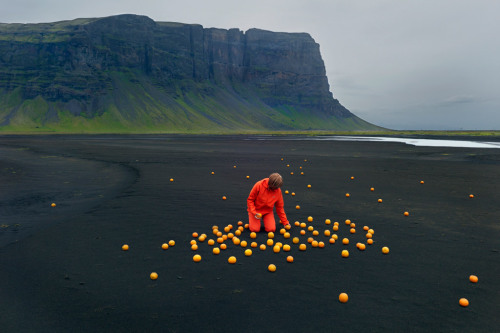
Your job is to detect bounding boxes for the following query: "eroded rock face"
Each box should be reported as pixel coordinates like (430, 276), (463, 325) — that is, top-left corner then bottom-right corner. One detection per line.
(0, 14), (366, 131)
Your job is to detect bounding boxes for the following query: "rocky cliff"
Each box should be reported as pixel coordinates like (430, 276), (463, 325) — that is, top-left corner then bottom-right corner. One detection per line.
(0, 14), (379, 132)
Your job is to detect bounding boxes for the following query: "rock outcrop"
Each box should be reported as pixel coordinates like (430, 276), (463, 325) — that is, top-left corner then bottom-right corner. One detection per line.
(0, 14), (379, 132)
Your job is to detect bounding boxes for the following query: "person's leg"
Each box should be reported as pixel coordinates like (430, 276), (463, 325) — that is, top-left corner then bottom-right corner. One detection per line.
(248, 212), (262, 232)
(262, 213), (276, 232)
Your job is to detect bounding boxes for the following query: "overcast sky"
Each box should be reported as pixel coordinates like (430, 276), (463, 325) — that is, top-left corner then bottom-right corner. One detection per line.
(1, 0), (499, 130)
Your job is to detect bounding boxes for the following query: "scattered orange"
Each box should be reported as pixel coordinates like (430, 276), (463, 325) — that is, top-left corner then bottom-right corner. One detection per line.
(193, 254), (202, 262)
(307, 216), (313, 222)
(345, 193), (350, 197)
(469, 275), (478, 283)
(235, 230), (242, 236)
(233, 237), (240, 245)
(285, 190), (289, 194)
(311, 240), (319, 248)
(168, 240), (175, 246)
(366, 233), (373, 239)
(122, 244), (129, 251)
(284, 232), (291, 239)
(339, 293), (348, 303)
(300, 230), (306, 235)
(350, 228), (356, 234)
(345, 219), (351, 225)
(255, 213), (262, 219)
(250, 232), (257, 239)
(240, 240), (248, 248)
(291, 192), (295, 196)
(300, 222), (306, 228)
(332, 225), (339, 231)
(325, 219), (331, 225)
(244, 249), (252, 256)
(286, 256), (294, 263)
(469, 194), (474, 198)
(307, 185), (311, 188)
(220, 243), (227, 250)
(285, 224), (291, 230)
(308, 226), (314, 232)
(382, 246), (390, 254)
(170, 178), (174, 182)
(358, 243), (366, 251)
(341, 250), (349, 258)
(267, 239), (274, 246)
(268, 264), (277, 272)
(222, 196), (227, 200)
(251, 242), (258, 248)
(332, 234), (338, 240)
(299, 244), (307, 251)
(378, 199), (383, 203)
(51, 203), (56, 207)
(217, 237), (224, 244)
(351, 176), (355, 180)
(260, 244), (266, 251)
(191, 244), (198, 251)
(207, 239), (215, 246)
(190, 240), (197, 245)
(459, 298), (469, 307)
(292, 237), (300, 244)
(312, 230), (319, 236)
(283, 244), (291, 252)
(150, 272), (158, 280)
(329, 238), (336, 244)
(342, 238), (349, 245)
(192, 232), (199, 238)
(324, 230), (331, 237)
(228, 256), (237, 264)
(370, 187), (375, 191)
(213, 247), (220, 255)
(161, 243), (169, 250)
(237, 221), (243, 226)
(280, 228), (286, 235)
(318, 241), (325, 248)
(420, 180), (424, 184)
(273, 245), (281, 253)
(268, 232), (275, 239)
(368, 229), (374, 235)
(296, 205), (301, 209)
(367, 239), (374, 245)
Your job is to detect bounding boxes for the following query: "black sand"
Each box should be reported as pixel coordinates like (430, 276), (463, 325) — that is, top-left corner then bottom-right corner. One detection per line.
(1, 135), (499, 332)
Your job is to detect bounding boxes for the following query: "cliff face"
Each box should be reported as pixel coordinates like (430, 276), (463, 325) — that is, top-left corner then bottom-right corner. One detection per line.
(0, 14), (378, 132)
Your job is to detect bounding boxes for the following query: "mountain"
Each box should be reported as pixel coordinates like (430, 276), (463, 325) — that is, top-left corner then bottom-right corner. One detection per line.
(0, 14), (381, 133)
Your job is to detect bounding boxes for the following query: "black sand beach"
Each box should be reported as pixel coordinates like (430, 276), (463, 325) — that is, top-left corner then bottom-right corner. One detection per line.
(1, 135), (499, 332)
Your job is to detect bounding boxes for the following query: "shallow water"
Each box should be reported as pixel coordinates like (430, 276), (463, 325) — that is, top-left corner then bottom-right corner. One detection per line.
(271, 135), (500, 148)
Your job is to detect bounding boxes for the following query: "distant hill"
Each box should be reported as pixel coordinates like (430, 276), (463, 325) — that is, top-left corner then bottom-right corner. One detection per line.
(0, 14), (381, 133)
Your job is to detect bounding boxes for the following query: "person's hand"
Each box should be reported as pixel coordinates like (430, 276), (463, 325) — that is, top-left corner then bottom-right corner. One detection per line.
(255, 213), (262, 219)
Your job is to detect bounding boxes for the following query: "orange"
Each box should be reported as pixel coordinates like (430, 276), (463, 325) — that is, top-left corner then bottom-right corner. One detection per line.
(276, 242), (283, 248)
(224, 226), (230, 233)
(307, 184), (311, 188)
(285, 190), (289, 194)
(244, 224), (249, 229)
(329, 238), (336, 244)
(280, 228), (286, 235)
(350, 223), (356, 228)
(235, 230), (242, 236)
(291, 192), (295, 196)
(237, 221), (243, 226)
(284, 232), (291, 239)
(207, 239), (215, 246)
(367, 239), (374, 245)
(370, 187), (375, 191)
(420, 180), (424, 184)
(290, 172), (294, 175)
(228, 256), (237, 264)
(255, 213), (262, 219)
(342, 238), (349, 245)
(217, 231), (223, 237)
(240, 240), (248, 248)
(217, 237), (224, 244)
(294, 221), (300, 226)
(193, 254), (202, 262)
(350, 228), (356, 234)
(332, 234), (338, 240)
(249, 232), (257, 239)
(312, 230), (319, 236)
(339, 293), (348, 303)
(363, 226), (369, 231)
(251, 242), (258, 248)
(318, 241), (325, 248)
(300, 222), (306, 228)
(227, 233), (234, 239)
(51, 203), (56, 207)
(469, 275), (478, 283)
(273, 245), (281, 253)
(268, 264), (277, 272)
(404, 211), (409, 216)
(366, 233), (373, 239)
(308, 226), (314, 232)
(307, 237), (314, 244)
(161, 243), (169, 250)
(382, 247), (390, 254)
(213, 247), (220, 255)
(191, 244), (198, 251)
(332, 225), (339, 231)
(286, 256), (294, 263)
(345, 219), (351, 225)
(378, 199), (383, 203)
(211, 171), (215, 175)
(222, 235), (228, 241)
(170, 178), (174, 182)
(192, 232), (199, 238)
(260, 244), (266, 251)
(122, 244), (129, 251)
(299, 244), (307, 251)
(190, 240), (197, 245)
(285, 224), (291, 230)
(341, 250), (349, 258)
(469, 194), (474, 198)
(268, 232), (275, 239)
(296, 205), (301, 210)
(345, 193), (350, 197)
(358, 243), (366, 251)
(351, 176), (355, 180)
(459, 298), (469, 307)
(244, 249), (252, 256)
(222, 196), (227, 200)
(334, 221), (339, 226)
(283, 244), (291, 252)
(324, 230), (331, 237)
(292, 237), (300, 244)
(233, 165), (236, 168)
(307, 216), (313, 222)
(311, 240), (319, 248)
(198, 235), (206, 242)
(150, 272), (158, 280)
(246, 175), (250, 179)
(368, 229), (374, 235)
(220, 243), (227, 250)
(325, 219), (331, 225)
(267, 239), (274, 246)
(301, 172), (304, 175)
(168, 240), (175, 246)
(300, 230), (306, 235)
(233, 237), (240, 245)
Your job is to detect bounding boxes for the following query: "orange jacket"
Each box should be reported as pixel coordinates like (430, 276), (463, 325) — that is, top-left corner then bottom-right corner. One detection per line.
(247, 178), (289, 225)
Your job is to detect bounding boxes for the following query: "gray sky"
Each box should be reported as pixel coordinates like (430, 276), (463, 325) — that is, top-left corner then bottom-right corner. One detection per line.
(1, 0), (499, 130)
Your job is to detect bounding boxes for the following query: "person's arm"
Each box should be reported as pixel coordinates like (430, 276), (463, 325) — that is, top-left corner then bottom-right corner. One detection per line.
(247, 182), (260, 216)
(275, 191), (289, 225)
